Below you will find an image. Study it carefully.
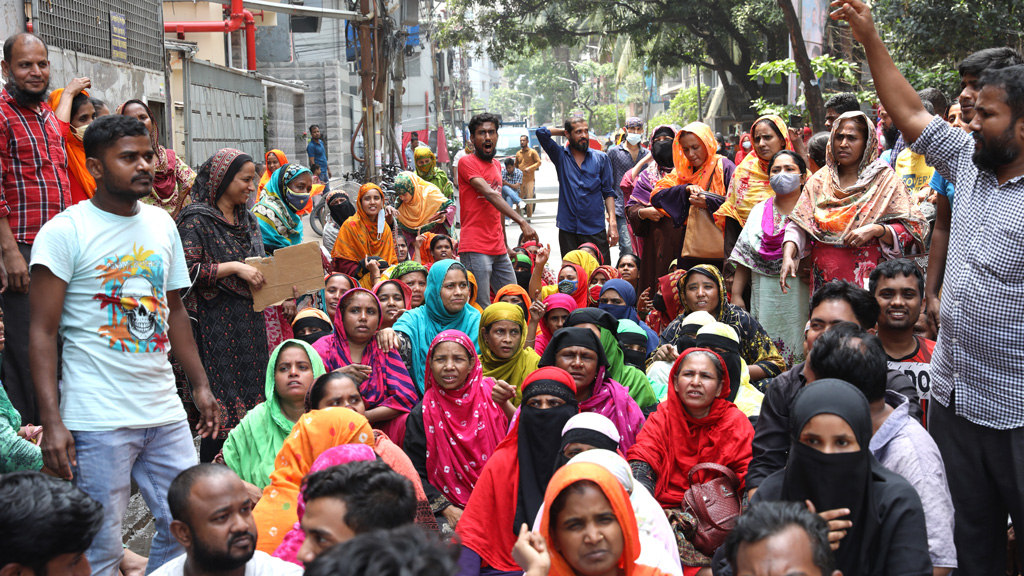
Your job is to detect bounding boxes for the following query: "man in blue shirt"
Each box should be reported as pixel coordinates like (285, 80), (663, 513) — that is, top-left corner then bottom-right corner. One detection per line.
(605, 116), (647, 256)
(537, 117), (618, 264)
(307, 124), (330, 179)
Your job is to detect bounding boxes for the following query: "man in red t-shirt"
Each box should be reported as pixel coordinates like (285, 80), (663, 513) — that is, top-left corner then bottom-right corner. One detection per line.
(457, 113), (537, 308)
(870, 259), (935, 420)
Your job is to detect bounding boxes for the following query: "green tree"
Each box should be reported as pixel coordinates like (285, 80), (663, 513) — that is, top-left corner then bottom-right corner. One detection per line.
(649, 85), (711, 127)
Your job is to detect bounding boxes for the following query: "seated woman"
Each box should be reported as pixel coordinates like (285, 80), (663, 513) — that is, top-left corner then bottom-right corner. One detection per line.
(415, 233), (457, 268)
(533, 293), (576, 355)
(320, 188), (356, 253)
(383, 260), (482, 393)
(616, 253), (641, 291)
(291, 308), (333, 346)
(618, 319), (651, 372)
(312, 288), (418, 441)
(599, 279), (659, 355)
(332, 183), (397, 287)
(782, 111), (927, 293)
(588, 265), (620, 305)
(394, 171), (455, 249)
(627, 348), (754, 574)
(495, 284), (532, 322)
(656, 265), (784, 387)
(751, 379), (931, 576)
(394, 233), (411, 263)
(528, 248), (598, 305)
(252, 407), (376, 553)
(374, 279), (412, 329)
(252, 163), (313, 253)
(553, 413), (622, 469)
(578, 242), (605, 265)
(403, 330), (510, 531)
(1, 383), (42, 474)
(321, 273), (356, 321)
(385, 260), (428, 308)
(528, 461), (676, 576)
(479, 302), (540, 407)
(222, 339), (326, 491)
(565, 308), (658, 410)
(539, 328), (645, 451)
(646, 311), (717, 402)
(456, 367), (580, 576)
(695, 322), (764, 419)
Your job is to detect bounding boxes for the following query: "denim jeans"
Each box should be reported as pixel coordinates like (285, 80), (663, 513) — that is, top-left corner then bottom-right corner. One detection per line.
(72, 420), (198, 576)
(616, 216), (633, 256)
(460, 251), (517, 308)
(501, 185), (523, 207)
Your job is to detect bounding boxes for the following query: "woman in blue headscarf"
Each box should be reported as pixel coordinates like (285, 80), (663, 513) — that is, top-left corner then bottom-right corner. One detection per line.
(251, 163), (313, 253)
(377, 259), (482, 392)
(598, 278), (658, 355)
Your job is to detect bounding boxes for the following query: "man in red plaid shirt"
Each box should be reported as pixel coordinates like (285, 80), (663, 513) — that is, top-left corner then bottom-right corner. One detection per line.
(0, 33), (70, 422)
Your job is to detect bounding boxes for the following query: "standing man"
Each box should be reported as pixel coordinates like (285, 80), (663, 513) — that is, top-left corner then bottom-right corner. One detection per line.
(605, 117), (648, 256)
(837, 2), (1024, 573)
(307, 124), (330, 179)
(514, 135), (541, 217)
(29, 115), (221, 576)
(405, 131), (420, 168)
(457, 112), (538, 308)
(536, 116), (618, 264)
(0, 33), (71, 423)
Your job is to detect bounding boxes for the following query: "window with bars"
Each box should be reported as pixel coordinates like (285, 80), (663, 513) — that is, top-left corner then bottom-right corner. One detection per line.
(35, 0), (164, 71)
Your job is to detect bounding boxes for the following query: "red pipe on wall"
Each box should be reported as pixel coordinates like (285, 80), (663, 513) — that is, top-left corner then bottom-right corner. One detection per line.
(164, 0), (257, 71)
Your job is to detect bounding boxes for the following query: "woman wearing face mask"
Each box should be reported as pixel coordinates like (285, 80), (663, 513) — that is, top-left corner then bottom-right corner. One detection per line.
(729, 150), (811, 367)
(319, 188), (356, 253)
(716, 116), (801, 261)
(394, 171), (455, 249)
(751, 379), (931, 576)
(599, 279), (659, 356)
(251, 163), (314, 253)
(403, 330), (510, 531)
(781, 112), (927, 295)
(649, 122), (736, 274)
(48, 79), (96, 204)
(290, 308), (333, 345)
(588, 265), (620, 305)
(529, 246), (596, 306)
(456, 367), (580, 576)
(733, 133), (753, 166)
(624, 125), (678, 293)
(332, 183), (398, 287)
(119, 99), (197, 217)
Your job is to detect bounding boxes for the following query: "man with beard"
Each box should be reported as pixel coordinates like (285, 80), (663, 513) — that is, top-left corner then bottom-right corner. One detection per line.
(0, 33), (71, 424)
(458, 112), (537, 308)
(836, 2), (1024, 573)
(29, 115), (220, 576)
(157, 465), (301, 576)
(537, 117), (618, 264)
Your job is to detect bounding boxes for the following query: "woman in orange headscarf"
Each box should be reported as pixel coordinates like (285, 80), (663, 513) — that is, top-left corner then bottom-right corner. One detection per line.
(48, 81), (96, 204)
(332, 183), (397, 287)
(257, 149), (287, 200)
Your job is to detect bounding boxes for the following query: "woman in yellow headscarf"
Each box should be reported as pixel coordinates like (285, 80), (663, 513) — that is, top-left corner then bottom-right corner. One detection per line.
(715, 115), (802, 259)
(48, 82), (96, 204)
(412, 146), (455, 199)
(479, 302), (540, 406)
(530, 248), (600, 302)
(393, 171), (455, 248)
(257, 149), (287, 201)
(332, 183), (397, 287)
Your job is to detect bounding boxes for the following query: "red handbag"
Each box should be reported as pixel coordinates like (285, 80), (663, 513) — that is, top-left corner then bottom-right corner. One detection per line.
(682, 462), (743, 556)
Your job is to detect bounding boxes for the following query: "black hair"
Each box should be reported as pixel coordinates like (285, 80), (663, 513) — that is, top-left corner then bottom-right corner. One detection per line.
(468, 113), (501, 137)
(548, 479), (600, 527)
(0, 471), (103, 572)
(920, 100), (935, 115)
(917, 88), (947, 117)
(83, 114), (149, 159)
(752, 117), (785, 141)
(306, 371), (362, 411)
(807, 132), (830, 169)
(807, 322), (887, 402)
(410, 131), (419, 140)
(3, 33), (47, 63)
(978, 65), (1024, 125)
(504, 157), (515, 166)
(824, 92), (860, 114)
(168, 464), (238, 526)
(430, 234), (453, 251)
(304, 524), (459, 576)
(90, 96), (108, 111)
(276, 341), (310, 366)
(302, 460), (416, 534)
(723, 501), (834, 575)
(868, 258), (925, 295)
(616, 253), (640, 269)
(309, 124), (321, 132)
(70, 92), (93, 119)
(767, 150), (807, 174)
(563, 116), (588, 132)
(809, 280), (880, 330)
(958, 47), (1024, 79)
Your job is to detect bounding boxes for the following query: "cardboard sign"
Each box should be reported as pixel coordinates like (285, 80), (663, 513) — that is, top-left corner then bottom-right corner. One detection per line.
(245, 242), (326, 311)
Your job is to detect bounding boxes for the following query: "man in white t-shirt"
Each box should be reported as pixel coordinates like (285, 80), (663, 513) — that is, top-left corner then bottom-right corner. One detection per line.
(155, 464), (302, 576)
(29, 115), (221, 576)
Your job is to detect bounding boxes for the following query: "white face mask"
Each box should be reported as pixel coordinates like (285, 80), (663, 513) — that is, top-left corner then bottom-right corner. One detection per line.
(625, 133), (642, 145)
(770, 172), (802, 195)
(741, 141), (752, 150)
(71, 122), (91, 142)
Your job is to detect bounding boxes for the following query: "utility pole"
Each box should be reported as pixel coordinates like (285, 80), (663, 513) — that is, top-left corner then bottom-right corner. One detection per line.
(358, 0), (376, 180)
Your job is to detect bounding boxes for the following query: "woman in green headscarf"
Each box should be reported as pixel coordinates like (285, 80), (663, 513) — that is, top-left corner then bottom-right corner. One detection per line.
(565, 308), (659, 410)
(251, 163), (313, 254)
(392, 170), (456, 248)
(413, 145), (455, 199)
(222, 339), (327, 491)
(479, 302), (540, 407)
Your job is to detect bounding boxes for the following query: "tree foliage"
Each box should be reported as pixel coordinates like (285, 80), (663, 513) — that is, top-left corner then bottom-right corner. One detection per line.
(648, 85), (712, 128)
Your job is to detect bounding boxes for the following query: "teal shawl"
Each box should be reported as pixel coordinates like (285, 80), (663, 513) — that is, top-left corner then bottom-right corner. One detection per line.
(252, 163), (309, 252)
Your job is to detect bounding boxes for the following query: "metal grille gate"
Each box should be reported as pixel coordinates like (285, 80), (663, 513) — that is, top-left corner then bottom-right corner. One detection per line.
(188, 60), (265, 165)
(34, 0), (164, 71)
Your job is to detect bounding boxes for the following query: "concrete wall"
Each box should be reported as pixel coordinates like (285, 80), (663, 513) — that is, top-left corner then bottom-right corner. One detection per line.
(163, 0), (279, 69)
(264, 83), (306, 161)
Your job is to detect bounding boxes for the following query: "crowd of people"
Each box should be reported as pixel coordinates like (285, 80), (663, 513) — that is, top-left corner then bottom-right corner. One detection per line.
(1, 0), (1024, 574)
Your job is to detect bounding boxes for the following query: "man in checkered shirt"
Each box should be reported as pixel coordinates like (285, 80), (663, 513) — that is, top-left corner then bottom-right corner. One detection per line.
(838, 1), (1024, 573)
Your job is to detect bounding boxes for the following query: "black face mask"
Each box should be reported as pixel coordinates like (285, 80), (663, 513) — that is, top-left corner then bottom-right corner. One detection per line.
(515, 269), (532, 290)
(652, 140), (674, 168)
(882, 125), (899, 150)
(296, 329), (330, 346)
(653, 292), (667, 315)
(621, 347), (647, 370)
(329, 197), (356, 226)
